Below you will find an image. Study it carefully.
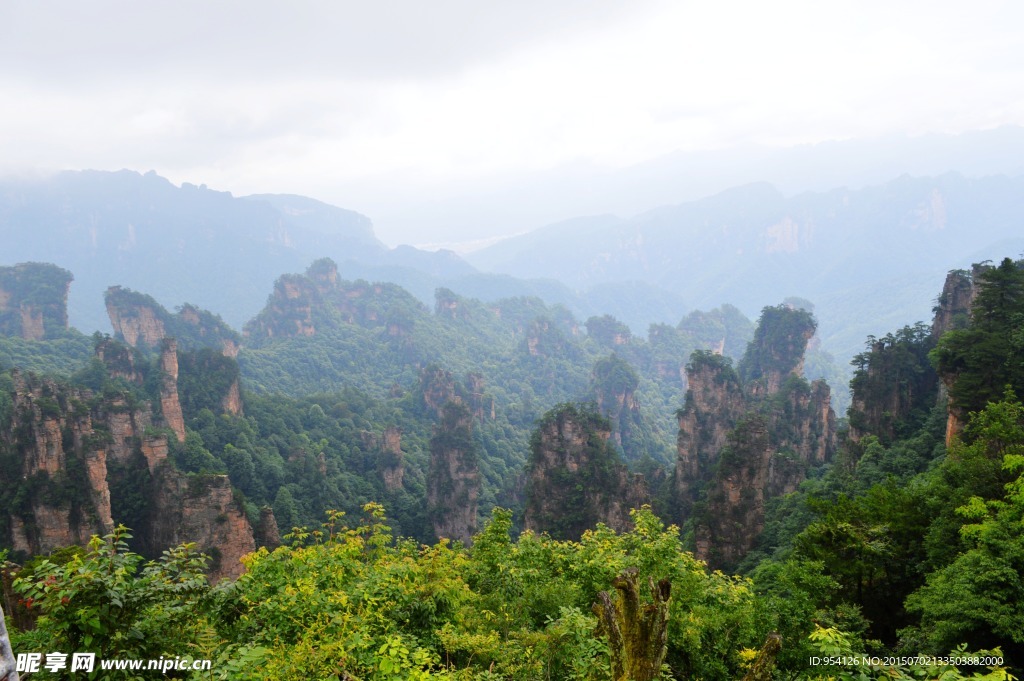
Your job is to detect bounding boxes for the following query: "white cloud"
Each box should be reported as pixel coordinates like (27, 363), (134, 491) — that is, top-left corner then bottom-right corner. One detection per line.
(2, 0), (1024, 242)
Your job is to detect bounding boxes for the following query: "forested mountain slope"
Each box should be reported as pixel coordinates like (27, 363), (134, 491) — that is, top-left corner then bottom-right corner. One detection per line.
(2, 252), (1024, 678)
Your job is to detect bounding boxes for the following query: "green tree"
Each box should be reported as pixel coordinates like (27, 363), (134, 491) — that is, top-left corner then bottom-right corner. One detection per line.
(13, 526), (210, 676)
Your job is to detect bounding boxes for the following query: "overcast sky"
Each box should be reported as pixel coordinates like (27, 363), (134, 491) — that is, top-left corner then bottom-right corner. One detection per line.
(3, 0), (1024, 246)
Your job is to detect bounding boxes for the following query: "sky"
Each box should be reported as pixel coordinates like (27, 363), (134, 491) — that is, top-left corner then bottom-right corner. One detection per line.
(3, 0), (1024, 247)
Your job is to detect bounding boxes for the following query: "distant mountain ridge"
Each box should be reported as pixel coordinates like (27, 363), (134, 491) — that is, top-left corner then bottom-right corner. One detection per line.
(470, 172), (1024, 363)
(0, 170), (698, 339)
(5, 168), (1024, 370)
(0, 170), (474, 332)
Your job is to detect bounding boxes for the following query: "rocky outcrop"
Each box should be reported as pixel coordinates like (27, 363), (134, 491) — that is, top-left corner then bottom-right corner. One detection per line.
(95, 337), (145, 385)
(255, 506), (281, 549)
(740, 305), (816, 396)
(586, 315), (632, 347)
(221, 378), (243, 417)
(426, 402), (480, 544)
(524, 404), (648, 540)
(931, 267), (978, 339)
(674, 305), (837, 569)
(847, 325), (938, 446)
(465, 373), (495, 423)
(1, 372), (255, 583)
(434, 288), (464, 320)
(5, 373), (120, 551)
(244, 259), (424, 342)
(106, 286), (168, 348)
(362, 426), (405, 492)
(105, 287), (241, 356)
(930, 267), (984, 445)
(673, 352), (747, 517)
(590, 354), (649, 461)
(147, 473), (255, 582)
(158, 339), (186, 443)
(524, 318), (568, 358)
(420, 366), (458, 418)
(0, 262), (72, 341)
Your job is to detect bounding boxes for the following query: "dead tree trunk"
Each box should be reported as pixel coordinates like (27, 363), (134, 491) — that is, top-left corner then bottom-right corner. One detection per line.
(741, 633), (782, 681)
(592, 567), (671, 681)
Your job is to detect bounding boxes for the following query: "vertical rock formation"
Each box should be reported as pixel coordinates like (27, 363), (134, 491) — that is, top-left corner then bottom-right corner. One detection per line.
(158, 339), (186, 443)
(524, 403), (648, 539)
(524, 318), (569, 358)
(255, 506), (281, 549)
(95, 337), (145, 385)
(5, 372), (118, 552)
(426, 401), (480, 543)
(591, 354), (642, 452)
(465, 373), (495, 423)
(586, 315), (632, 347)
(0, 262), (72, 341)
(419, 365), (458, 419)
(105, 286), (168, 348)
(220, 378), (243, 417)
(243, 259), (425, 342)
(146, 474), (255, 582)
(673, 352), (747, 518)
(673, 305), (837, 569)
(1, 372), (256, 583)
(931, 267), (978, 339)
(930, 266), (983, 445)
(739, 305), (816, 396)
(105, 287), (242, 357)
(362, 426), (405, 492)
(847, 324), (937, 446)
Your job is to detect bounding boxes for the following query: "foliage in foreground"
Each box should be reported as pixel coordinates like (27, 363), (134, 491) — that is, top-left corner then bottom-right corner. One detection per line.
(8, 504), (1014, 680)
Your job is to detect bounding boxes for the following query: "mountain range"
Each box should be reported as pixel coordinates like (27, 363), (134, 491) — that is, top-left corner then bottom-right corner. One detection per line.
(3, 167), (1024, 370)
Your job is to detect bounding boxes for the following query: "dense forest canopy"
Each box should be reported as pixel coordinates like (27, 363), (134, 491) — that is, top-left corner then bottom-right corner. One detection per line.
(1, 257), (1023, 679)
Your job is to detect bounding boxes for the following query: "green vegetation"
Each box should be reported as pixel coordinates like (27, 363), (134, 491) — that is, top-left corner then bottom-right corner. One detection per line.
(932, 257), (1024, 418)
(4, 256), (1024, 677)
(739, 305), (816, 386)
(104, 286), (240, 353)
(0, 262), (73, 339)
(9, 506), (1014, 680)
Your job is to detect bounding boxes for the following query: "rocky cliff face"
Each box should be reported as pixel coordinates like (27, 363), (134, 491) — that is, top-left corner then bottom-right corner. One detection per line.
(465, 373), (495, 423)
(255, 506), (281, 549)
(95, 337), (145, 385)
(0, 263), (72, 341)
(106, 290), (167, 348)
(674, 306), (837, 569)
(158, 339), (186, 443)
(426, 401), (480, 544)
(673, 353), (748, 517)
(221, 378), (243, 416)
(931, 267), (979, 339)
(524, 404), (648, 540)
(105, 286), (241, 356)
(847, 325), (938, 446)
(362, 426), (405, 492)
(930, 267), (982, 445)
(1, 371), (256, 582)
(420, 366), (458, 418)
(590, 354), (653, 462)
(243, 259), (422, 342)
(146, 473), (255, 581)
